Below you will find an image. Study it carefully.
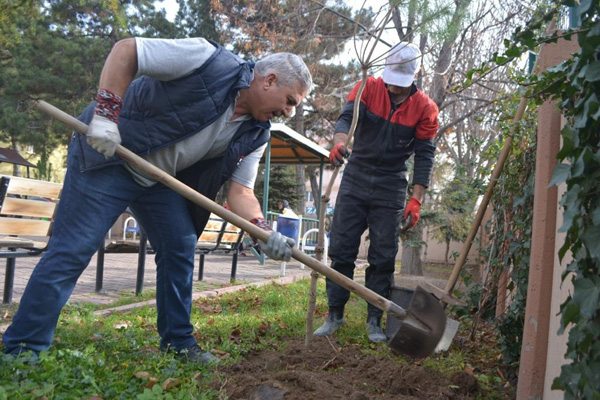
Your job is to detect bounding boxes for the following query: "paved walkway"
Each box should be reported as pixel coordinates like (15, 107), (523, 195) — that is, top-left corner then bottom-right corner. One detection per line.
(1, 241), (453, 311)
(1, 250), (313, 306)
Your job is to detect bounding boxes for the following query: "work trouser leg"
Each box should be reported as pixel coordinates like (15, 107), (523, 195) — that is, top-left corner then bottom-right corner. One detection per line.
(3, 149), (136, 354)
(326, 187), (368, 308)
(130, 186), (197, 352)
(364, 204), (403, 319)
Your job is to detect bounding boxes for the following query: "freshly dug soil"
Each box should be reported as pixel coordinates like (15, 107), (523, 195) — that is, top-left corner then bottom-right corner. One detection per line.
(211, 336), (479, 399)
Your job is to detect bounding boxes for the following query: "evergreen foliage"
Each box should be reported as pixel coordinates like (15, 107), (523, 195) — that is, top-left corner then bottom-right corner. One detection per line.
(0, 0), (178, 177)
(432, 170), (479, 267)
(255, 165), (304, 214)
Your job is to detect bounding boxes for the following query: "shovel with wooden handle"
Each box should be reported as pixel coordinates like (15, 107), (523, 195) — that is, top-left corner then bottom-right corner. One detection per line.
(35, 99), (449, 358)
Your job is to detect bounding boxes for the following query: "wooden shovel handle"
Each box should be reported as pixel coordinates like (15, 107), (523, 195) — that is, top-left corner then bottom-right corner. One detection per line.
(34, 100), (409, 320)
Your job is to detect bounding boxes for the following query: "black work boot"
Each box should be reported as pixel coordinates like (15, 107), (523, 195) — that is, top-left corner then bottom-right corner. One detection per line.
(313, 306), (345, 336)
(366, 315), (387, 343)
(164, 344), (220, 365)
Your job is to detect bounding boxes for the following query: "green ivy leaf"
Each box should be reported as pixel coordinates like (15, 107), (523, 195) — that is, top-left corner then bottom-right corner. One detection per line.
(577, 0), (593, 16)
(593, 104), (600, 121)
(549, 163), (571, 187)
(506, 46), (522, 58)
(582, 225), (600, 261)
(559, 301), (580, 333)
(582, 93), (599, 122)
(572, 277), (600, 319)
(585, 61), (600, 82)
(592, 208), (600, 225)
(571, 156), (585, 178)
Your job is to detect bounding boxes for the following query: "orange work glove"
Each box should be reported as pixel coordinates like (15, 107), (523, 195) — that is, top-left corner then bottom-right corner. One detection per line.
(403, 197), (422, 230)
(329, 143), (350, 167)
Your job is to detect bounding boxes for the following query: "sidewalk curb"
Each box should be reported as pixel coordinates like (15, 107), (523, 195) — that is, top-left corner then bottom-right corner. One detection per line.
(93, 272), (311, 316)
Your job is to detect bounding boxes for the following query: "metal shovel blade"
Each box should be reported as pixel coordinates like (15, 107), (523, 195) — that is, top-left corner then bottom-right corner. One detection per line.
(434, 317), (460, 352)
(385, 286), (447, 358)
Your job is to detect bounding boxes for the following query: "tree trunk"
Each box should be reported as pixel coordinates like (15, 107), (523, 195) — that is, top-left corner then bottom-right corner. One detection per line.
(400, 224), (424, 276)
(11, 137), (20, 177)
(296, 164), (305, 214)
(308, 167), (321, 215)
(422, 226), (429, 264)
(293, 102), (306, 214)
(401, 245), (423, 275)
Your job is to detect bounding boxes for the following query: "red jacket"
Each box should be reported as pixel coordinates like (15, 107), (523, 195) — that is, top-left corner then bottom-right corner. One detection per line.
(335, 77), (438, 187)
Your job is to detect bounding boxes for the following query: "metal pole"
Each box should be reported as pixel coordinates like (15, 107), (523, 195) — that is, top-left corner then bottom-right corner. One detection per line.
(260, 141), (272, 265)
(135, 230), (147, 295)
(318, 161), (324, 217)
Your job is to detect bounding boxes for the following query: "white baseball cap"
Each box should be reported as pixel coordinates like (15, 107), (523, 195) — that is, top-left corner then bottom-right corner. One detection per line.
(382, 42), (421, 87)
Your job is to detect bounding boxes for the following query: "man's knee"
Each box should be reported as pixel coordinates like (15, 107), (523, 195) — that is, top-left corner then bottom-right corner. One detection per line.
(158, 233), (197, 257)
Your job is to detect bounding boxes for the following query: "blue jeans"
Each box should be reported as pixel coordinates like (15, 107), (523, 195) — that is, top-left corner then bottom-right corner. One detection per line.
(3, 142), (198, 354)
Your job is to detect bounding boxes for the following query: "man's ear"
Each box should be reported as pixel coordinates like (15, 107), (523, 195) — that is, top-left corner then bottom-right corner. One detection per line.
(264, 73), (278, 89)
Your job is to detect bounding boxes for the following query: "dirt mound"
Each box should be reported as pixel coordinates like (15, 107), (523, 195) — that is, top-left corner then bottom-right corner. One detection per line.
(212, 336), (479, 399)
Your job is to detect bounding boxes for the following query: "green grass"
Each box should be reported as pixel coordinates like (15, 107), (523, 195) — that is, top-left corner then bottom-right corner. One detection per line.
(0, 278), (506, 399)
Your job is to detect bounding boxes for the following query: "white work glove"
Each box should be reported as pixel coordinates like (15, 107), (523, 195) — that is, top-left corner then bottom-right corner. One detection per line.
(259, 231), (295, 261)
(87, 115), (122, 158)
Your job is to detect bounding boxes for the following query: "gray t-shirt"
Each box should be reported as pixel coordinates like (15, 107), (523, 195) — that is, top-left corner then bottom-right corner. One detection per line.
(124, 37), (265, 188)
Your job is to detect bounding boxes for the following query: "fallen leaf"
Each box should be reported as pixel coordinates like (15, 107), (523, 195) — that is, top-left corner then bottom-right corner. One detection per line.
(162, 378), (180, 390)
(145, 377), (158, 389)
(134, 371), (151, 379)
(211, 349), (229, 357)
(496, 368), (505, 380)
(258, 322), (270, 335)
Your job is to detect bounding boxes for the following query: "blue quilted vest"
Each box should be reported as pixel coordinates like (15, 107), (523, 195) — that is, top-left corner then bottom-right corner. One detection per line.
(73, 40), (270, 233)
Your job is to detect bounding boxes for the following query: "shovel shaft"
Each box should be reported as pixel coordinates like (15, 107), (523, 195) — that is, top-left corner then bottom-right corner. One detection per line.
(35, 100), (409, 321)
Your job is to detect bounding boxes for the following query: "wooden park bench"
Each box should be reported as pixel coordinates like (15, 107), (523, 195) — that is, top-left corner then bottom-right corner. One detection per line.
(0, 175), (63, 303)
(94, 212), (245, 294)
(196, 213), (245, 283)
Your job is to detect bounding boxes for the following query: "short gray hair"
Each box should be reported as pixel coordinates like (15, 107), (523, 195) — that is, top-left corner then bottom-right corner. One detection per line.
(254, 53), (313, 94)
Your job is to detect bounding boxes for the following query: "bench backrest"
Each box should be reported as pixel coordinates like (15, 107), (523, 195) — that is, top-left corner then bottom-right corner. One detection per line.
(0, 175), (63, 243)
(197, 213), (243, 253)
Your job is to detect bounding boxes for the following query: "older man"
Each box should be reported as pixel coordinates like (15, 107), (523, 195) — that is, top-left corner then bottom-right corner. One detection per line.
(3, 37), (312, 363)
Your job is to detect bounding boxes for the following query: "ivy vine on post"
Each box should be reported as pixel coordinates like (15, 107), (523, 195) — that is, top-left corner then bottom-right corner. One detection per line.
(547, 2), (600, 398)
(465, 1), (599, 397)
(507, 1), (600, 398)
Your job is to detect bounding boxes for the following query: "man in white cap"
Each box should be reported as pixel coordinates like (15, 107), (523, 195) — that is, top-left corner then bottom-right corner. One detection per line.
(315, 42), (439, 342)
